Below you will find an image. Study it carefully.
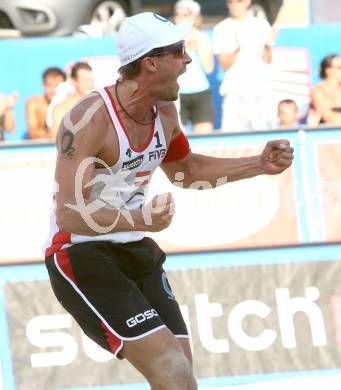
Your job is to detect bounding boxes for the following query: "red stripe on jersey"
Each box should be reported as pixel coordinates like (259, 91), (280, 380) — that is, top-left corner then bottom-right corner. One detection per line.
(55, 250), (77, 285)
(136, 171), (151, 177)
(101, 322), (122, 354)
(45, 231), (71, 257)
(135, 180), (149, 187)
(104, 86), (156, 153)
(162, 131), (190, 163)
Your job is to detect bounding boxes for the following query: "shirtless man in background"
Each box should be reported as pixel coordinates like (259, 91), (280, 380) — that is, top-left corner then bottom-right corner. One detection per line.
(26, 67), (66, 139)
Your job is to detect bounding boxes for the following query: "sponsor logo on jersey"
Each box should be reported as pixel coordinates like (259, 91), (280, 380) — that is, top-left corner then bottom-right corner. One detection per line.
(126, 148), (132, 158)
(122, 155), (144, 170)
(126, 309), (159, 328)
(148, 148), (166, 161)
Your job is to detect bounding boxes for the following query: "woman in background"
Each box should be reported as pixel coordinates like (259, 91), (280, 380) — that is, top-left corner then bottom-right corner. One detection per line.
(311, 54), (341, 124)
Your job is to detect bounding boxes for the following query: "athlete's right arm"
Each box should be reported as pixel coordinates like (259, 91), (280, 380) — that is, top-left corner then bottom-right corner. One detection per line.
(55, 94), (174, 236)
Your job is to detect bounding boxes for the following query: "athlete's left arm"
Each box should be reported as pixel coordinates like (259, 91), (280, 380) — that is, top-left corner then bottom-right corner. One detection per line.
(161, 113), (294, 189)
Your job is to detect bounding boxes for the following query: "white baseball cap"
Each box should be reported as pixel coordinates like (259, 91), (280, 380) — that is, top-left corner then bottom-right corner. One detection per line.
(116, 12), (193, 66)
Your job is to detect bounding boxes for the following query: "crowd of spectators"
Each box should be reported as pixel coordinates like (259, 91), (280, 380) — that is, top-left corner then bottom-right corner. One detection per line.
(1, 0), (341, 142)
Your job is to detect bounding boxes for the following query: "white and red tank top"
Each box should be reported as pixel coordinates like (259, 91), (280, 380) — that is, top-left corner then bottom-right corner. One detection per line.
(44, 87), (167, 257)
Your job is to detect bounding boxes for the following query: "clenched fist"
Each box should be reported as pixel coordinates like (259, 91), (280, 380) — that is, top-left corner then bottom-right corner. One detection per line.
(260, 140), (294, 175)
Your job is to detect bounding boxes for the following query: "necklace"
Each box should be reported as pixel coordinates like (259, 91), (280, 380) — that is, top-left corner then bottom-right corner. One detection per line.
(115, 80), (157, 126)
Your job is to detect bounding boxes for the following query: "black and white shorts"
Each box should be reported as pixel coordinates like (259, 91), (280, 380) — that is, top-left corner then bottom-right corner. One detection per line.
(45, 238), (188, 358)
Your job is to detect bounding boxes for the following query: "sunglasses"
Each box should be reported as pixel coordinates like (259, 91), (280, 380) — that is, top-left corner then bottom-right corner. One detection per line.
(148, 42), (186, 59)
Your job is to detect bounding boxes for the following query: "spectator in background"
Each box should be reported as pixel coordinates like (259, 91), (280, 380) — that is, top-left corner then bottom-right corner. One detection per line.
(212, 0), (276, 132)
(277, 99), (300, 127)
(174, 0), (215, 134)
(50, 62), (95, 137)
(26, 67), (66, 139)
(311, 54), (341, 124)
(276, 99), (321, 128)
(0, 91), (19, 141)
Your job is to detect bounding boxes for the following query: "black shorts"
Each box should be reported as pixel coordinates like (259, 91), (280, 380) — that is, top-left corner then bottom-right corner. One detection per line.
(45, 238), (188, 358)
(179, 89), (215, 126)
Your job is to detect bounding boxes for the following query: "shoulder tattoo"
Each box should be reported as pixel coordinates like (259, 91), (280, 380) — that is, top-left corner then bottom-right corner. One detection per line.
(59, 130), (76, 158)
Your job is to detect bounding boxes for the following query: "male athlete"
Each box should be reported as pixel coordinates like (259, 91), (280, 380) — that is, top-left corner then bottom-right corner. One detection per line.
(44, 12), (294, 390)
